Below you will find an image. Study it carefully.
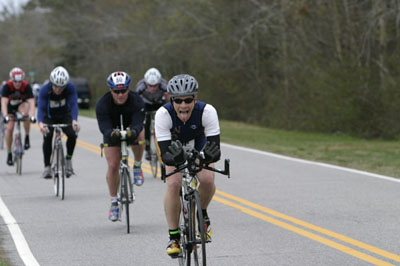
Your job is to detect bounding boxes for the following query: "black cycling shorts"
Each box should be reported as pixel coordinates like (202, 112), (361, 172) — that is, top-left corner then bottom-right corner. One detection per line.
(103, 135), (138, 147)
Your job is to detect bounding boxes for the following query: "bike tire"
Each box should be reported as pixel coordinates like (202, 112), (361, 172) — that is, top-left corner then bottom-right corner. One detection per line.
(122, 169), (130, 233)
(0, 121), (4, 150)
(14, 135), (22, 175)
(59, 146), (65, 200)
(178, 196), (190, 266)
(192, 190), (206, 266)
(149, 128), (158, 178)
(53, 146), (59, 196)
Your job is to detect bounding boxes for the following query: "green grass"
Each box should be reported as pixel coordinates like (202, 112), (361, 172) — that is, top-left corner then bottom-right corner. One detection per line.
(0, 260), (9, 266)
(78, 108), (400, 178)
(220, 121), (400, 178)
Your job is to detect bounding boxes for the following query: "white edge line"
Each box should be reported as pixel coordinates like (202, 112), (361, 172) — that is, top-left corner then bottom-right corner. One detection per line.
(221, 142), (400, 183)
(0, 196), (40, 266)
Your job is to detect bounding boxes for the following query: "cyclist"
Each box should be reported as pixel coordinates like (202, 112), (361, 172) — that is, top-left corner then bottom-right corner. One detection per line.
(155, 74), (221, 257)
(37, 66), (80, 179)
(96, 71), (145, 222)
(136, 67), (168, 160)
(1, 67), (36, 166)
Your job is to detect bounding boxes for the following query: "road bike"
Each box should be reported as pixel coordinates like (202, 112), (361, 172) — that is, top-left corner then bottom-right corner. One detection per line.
(101, 115), (135, 234)
(45, 124), (70, 200)
(12, 112), (27, 175)
(146, 111), (160, 178)
(162, 149), (230, 266)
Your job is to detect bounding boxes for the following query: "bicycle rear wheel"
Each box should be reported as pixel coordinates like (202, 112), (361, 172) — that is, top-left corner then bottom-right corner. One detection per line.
(192, 191), (206, 266)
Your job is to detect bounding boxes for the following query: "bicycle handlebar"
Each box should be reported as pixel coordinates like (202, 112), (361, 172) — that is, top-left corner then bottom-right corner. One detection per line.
(161, 149), (230, 182)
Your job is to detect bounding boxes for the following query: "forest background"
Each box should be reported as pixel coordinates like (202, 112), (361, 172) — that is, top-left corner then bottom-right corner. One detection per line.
(1, 0), (400, 139)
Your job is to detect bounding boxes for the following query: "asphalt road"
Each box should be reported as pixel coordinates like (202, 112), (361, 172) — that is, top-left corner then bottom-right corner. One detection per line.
(0, 116), (399, 266)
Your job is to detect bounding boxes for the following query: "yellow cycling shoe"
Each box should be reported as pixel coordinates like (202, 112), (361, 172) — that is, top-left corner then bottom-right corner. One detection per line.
(166, 239), (181, 258)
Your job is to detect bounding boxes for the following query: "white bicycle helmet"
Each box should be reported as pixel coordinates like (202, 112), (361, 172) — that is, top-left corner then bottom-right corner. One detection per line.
(167, 74), (198, 97)
(107, 71), (131, 88)
(9, 67), (25, 82)
(50, 66), (69, 88)
(144, 68), (162, 86)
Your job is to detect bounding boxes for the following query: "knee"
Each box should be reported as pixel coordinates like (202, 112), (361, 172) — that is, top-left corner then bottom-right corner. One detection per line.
(200, 173), (215, 188)
(108, 161), (119, 173)
(167, 178), (181, 194)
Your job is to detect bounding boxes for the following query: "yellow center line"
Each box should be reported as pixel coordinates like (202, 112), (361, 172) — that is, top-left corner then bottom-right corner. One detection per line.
(215, 190), (400, 263)
(38, 129), (398, 265)
(213, 196), (396, 266)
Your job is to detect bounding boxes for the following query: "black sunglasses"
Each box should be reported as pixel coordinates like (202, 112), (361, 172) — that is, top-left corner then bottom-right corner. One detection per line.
(52, 84), (66, 89)
(112, 88), (128, 94)
(173, 97), (195, 104)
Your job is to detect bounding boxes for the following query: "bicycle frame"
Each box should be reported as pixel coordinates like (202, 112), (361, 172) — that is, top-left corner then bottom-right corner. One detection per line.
(161, 149), (230, 266)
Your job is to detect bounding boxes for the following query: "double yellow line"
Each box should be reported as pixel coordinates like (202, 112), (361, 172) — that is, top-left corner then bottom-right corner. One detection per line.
(75, 137), (399, 265)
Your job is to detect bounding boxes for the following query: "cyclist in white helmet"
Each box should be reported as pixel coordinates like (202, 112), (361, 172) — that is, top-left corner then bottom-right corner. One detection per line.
(155, 74), (221, 258)
(136, 67), (168, 160)
(37, 66), (80, 179)
(1, 67), (36, 166)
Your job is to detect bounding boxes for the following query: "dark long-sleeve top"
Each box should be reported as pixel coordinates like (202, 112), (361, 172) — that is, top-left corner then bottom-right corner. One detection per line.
(96, 91), (145, 137)
(37, 82), (78, 123)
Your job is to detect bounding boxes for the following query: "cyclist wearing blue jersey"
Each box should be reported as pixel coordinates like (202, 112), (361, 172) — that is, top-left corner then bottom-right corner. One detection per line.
(37, 66), (80, 179)
(155, 74), (221, 258)
(96, 71), (145, 222)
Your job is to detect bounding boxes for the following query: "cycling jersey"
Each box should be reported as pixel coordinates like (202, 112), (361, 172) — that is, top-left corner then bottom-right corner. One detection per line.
(1, 81), (33, 107)
(37, 82), (78, 123)
(155, 101), (220, 151)
(136, 79), (168, 107)
(96, 91), (145, 138)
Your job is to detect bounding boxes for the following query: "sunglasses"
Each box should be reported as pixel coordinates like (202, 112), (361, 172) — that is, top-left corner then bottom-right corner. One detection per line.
(173, 97), (195, 104)
(112, 88), (128, 94)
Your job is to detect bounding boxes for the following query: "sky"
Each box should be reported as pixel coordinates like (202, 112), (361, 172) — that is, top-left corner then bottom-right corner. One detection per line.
(0, 0), (29, 14)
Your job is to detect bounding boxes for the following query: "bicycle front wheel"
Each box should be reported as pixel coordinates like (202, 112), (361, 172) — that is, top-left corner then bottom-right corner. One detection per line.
(58, 146), (65, 200)
(53, 150), (59, 196)
(121, 169), (131, 233)
(0, 121), (4, 150)
(149, 126), (158, 178)
(14, 136), (23, 175)
(192, 191), (207, 266)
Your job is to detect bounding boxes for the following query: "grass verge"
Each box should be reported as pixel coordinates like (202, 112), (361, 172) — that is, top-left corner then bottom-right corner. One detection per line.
(78, 108), (400, 178)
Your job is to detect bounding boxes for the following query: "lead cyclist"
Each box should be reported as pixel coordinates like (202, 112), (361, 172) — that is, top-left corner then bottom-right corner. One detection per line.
(155, 74), (221, 258)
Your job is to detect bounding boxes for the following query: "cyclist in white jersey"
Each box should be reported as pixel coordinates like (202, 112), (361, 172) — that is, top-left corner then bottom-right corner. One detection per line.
(155, 74), (221, 258)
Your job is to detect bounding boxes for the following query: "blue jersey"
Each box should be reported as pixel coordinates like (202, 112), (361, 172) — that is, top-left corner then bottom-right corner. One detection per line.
(163, 101), (207, 151)
(37, 82), (79, 122)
